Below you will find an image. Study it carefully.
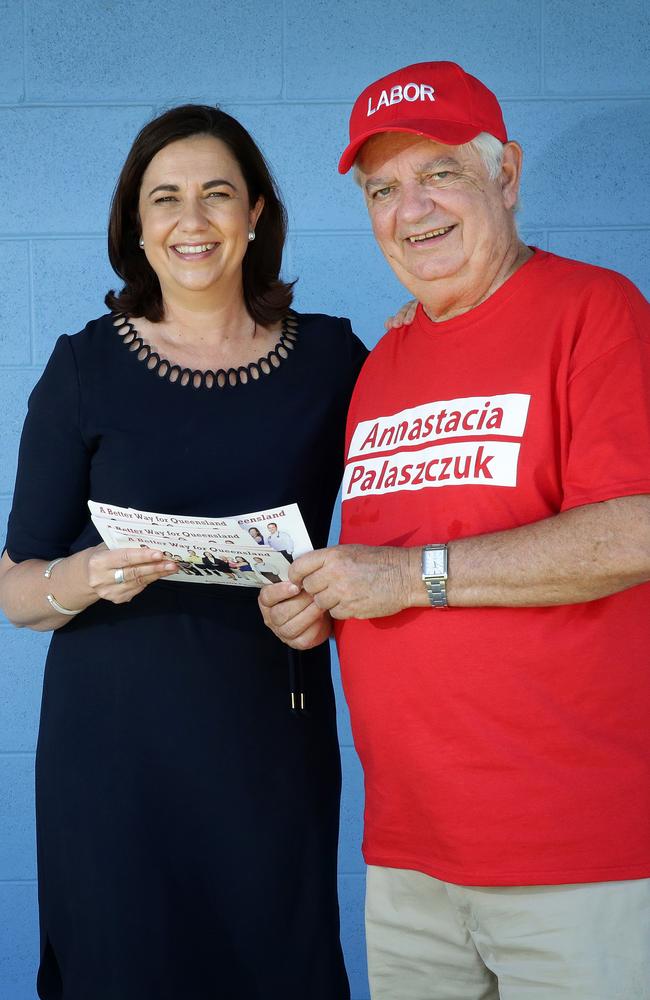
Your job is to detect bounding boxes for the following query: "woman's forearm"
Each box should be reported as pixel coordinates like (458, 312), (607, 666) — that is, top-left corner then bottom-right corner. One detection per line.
(0, 550), (98, 631)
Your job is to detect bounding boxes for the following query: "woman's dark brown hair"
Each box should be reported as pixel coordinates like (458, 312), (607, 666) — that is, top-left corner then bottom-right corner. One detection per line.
(105, 105), (294, 324)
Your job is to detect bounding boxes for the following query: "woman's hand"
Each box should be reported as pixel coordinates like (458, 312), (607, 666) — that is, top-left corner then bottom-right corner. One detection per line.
(384, 299), (418, 329)
(83, 544), (179, 604)
(0, 543), (179, 631)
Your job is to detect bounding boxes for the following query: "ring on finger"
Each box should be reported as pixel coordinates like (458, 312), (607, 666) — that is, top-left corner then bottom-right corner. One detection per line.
(114, 567), (126, 585)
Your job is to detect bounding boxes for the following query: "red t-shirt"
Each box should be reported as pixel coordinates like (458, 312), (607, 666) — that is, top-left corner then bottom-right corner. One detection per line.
(337, 250), (650, 886)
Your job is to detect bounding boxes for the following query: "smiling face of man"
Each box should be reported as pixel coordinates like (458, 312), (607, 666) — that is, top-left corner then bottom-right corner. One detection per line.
(356, 132), (523, 317)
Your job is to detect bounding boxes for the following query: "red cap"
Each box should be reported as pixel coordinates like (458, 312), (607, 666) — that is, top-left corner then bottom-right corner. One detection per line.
(338, 61), (508, 174)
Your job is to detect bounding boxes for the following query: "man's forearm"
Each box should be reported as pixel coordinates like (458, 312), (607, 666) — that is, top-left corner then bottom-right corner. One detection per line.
(404, 495), (650, 609)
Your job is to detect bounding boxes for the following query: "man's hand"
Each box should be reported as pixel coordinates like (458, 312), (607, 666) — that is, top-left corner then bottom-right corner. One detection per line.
(258, 581), (333, 650)
(385, 298), (418, 329)
(289, 544), (421, 620)
(258, 544), (422, 645)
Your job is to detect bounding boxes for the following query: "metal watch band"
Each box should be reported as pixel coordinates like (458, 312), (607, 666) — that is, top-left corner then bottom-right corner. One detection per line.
(424, 577), (448, 608)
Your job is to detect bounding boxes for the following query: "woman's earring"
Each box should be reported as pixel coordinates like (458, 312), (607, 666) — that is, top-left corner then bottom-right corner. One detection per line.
(139, 237), (144, 248)
(248, 229), (256, 242)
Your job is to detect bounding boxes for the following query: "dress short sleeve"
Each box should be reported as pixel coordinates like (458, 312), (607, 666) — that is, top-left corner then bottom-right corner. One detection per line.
(340, 318), (369, 392)
(346, 321), (369, 369)
(5, 334), (91, 563)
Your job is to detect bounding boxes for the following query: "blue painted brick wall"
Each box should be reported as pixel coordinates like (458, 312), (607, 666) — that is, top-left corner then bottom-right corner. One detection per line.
(1, 2), (648, 997)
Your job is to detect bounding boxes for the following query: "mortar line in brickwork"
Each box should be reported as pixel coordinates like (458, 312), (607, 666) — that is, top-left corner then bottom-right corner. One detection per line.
(0, 364), (45, 372)
(540, 222), (650, 233)
(0, 878), (37, 884)
(0, 749), (36, 755)
(289, 229), (373, 236)
(337, 872), (366, 879)
(539, 0), (546, 94)
(0, 100), (156, 110)
(546, 225), (650, 233)
(3, 225), (645, 245)
(507, 225), (650, 236)
(260, 95), (650, 105)
(519, 225), (650, 235)
(27, 238), (34, 365)
(0, 95), (649, 110)
(281, 0), (287, 100)
(502, 95), (650, 103)
(283, 93), (648, 104)
(21, 0), (27, 102)
(0, 233), (104, 241)
(0, 98), (351, 109)
(291, 225), (650, 236)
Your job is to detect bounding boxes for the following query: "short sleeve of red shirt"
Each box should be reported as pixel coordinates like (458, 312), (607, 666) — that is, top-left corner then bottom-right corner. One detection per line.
(561, 273), (650, 509)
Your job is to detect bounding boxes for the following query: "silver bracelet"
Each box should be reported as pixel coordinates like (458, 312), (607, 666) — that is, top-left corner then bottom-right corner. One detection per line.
(44, 557), (82, 616)
(46, 592), (82, 616)
(44, 557), (66, 579)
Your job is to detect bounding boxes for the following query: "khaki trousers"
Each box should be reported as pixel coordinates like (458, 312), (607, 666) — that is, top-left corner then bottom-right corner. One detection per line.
(366, 865), (650, 1000)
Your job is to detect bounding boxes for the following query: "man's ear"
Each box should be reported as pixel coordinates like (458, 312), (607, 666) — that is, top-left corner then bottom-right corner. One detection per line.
(500, 141), (523, 210)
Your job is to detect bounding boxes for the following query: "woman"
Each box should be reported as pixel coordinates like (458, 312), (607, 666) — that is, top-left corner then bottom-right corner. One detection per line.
(201, 548), (233, 579)
(0, 105), (367, 1000)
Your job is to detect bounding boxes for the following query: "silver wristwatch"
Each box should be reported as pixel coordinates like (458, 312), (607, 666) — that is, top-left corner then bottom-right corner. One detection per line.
(421, 544), (448, 608)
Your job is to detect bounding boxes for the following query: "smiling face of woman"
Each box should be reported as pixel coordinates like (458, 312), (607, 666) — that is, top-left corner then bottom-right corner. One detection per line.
(137, 134), (263, 305)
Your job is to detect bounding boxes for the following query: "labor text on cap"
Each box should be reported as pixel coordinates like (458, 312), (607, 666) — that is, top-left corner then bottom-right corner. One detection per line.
(367, 82), (435, 118)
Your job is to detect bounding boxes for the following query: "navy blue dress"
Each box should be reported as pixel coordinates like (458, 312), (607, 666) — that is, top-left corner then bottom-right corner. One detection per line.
(5, 311), (367, 1000)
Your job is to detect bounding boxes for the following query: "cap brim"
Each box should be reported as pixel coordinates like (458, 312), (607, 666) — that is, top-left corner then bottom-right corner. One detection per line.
(338, 119), (485, 174)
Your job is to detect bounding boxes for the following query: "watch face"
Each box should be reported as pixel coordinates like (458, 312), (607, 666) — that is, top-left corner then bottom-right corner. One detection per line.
(423, 548), (446, 577)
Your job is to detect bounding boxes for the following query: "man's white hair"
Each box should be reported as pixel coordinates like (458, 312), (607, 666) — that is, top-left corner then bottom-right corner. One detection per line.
(353, 131), (505, 184)
(352, 130), (520, 213)
(464, 131), (504, 180)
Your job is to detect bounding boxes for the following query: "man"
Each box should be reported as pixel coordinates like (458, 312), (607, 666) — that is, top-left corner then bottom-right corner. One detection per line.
(260, 61), (650, 998)
(266, 521), (295, 562)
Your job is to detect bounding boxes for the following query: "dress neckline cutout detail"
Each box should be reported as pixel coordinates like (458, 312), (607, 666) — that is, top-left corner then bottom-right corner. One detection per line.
(112, 313), (298, 390)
